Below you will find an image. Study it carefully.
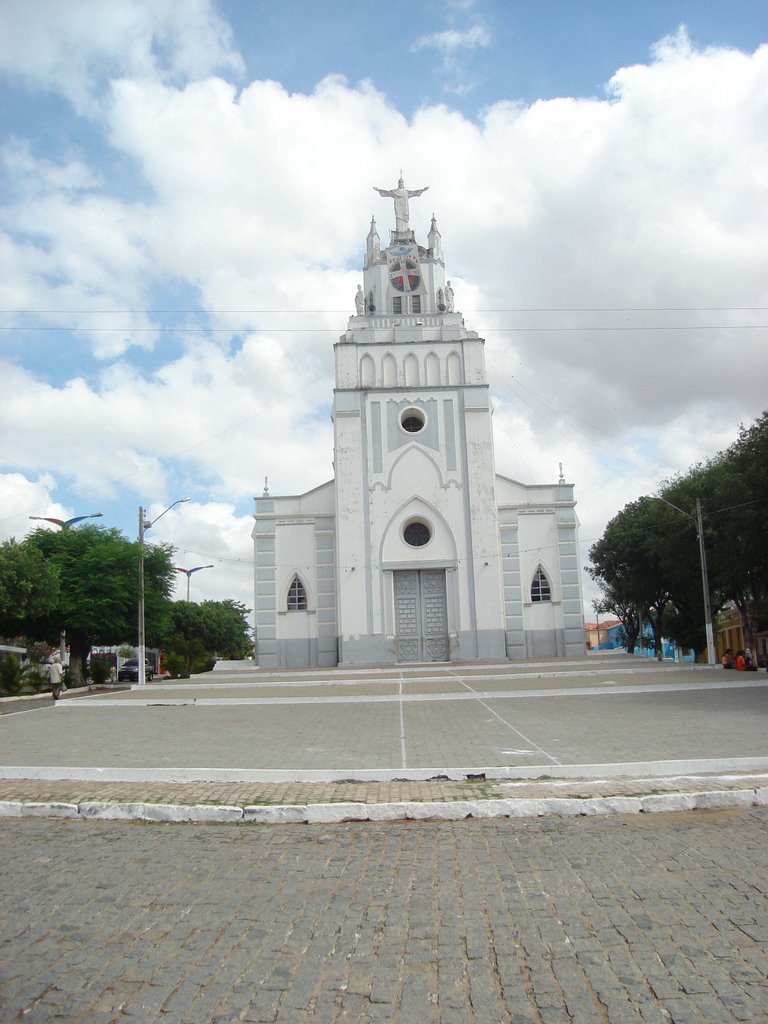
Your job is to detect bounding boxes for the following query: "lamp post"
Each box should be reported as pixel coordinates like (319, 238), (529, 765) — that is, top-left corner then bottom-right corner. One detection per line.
(175, 565), (214, 602)
(138, 498), (189, 686)
(29, 513), (103, 663)
(29, 513), (103, 528)
(651, 494), (716, 666)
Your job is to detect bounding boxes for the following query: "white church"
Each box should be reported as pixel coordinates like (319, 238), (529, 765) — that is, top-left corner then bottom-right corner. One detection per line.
(252, 178), (585, 667)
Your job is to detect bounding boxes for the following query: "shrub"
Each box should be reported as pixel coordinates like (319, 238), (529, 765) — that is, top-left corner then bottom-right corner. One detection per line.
(89, 659), (112, 686)
(0, 655), (42, 697)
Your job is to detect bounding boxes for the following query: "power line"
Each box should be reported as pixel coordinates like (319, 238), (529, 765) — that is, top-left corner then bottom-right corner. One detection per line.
(1, 324), (765, 333)
(2, 306), (766, 314)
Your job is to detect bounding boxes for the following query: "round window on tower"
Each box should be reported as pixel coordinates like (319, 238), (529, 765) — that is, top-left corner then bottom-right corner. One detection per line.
(403, 519), (432, 547)
(400, 407), (426, 434)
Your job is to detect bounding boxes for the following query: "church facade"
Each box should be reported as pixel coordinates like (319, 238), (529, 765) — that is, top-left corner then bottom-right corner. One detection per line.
(252, 179), (585, 668)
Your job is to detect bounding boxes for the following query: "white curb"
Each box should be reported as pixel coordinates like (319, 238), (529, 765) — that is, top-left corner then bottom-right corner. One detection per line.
(0, 790), (762, 824)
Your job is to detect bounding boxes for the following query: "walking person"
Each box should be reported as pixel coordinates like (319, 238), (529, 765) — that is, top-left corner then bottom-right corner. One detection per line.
(49, 655), (63, 701)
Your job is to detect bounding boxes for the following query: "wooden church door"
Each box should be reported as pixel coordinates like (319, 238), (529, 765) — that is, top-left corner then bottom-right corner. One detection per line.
(394, 570), (448, 662)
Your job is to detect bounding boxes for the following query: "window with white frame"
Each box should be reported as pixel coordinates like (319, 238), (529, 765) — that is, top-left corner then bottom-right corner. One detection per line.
(530, 567), (551, 603)
(287, 575), (307, 611)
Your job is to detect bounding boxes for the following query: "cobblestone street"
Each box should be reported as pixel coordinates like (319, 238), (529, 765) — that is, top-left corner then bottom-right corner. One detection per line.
(2, 808), (767, 1023)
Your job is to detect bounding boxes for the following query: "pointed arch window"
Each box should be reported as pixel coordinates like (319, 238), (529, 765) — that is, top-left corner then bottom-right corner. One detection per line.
(530, 567), (551, 603)
(287, 575), (307, 611)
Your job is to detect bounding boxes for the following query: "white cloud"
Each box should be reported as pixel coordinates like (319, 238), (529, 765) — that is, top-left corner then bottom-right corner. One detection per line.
(413, 24), (492, 56)
(0, 0), (242, 116)
(411, 21), (492, 95)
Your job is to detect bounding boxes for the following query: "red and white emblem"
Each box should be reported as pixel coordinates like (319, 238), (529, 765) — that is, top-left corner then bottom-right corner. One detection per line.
(388, 246), (420, 293)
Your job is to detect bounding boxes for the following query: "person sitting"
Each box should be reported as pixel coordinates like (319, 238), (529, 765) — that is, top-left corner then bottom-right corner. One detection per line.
(745, 655), (758, 672)
(734, 650), (747, 671)
(722, 648), (733, 669)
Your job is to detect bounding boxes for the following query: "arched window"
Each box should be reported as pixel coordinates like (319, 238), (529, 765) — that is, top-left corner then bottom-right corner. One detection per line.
(530, 567), (551, 603)
(425, 352), (440, 385)
(360, 353), (375, 388)
(287, 575), (307, 611)
(382, 353), (397, 386)
(447, 351), (462, 385)
(404, 353), (419, 386)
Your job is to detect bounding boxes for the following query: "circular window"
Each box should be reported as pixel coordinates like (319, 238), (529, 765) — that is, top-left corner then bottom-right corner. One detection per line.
(403, 520), (431, 547)
(400, 407), (426, 433)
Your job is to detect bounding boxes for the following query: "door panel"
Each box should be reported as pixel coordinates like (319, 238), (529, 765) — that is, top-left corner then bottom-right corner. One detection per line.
(395, 570), (448, 662)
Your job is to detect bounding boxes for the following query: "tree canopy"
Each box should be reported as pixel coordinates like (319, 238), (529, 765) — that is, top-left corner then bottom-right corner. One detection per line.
(1, 524), (176, 685)
(589, 410), (768, 658)
(162, 599), (252, 676)
(0, 522), (253, 684)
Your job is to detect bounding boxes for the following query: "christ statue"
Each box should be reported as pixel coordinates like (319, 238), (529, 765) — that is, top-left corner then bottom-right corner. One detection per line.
(373, 176), (429, 232)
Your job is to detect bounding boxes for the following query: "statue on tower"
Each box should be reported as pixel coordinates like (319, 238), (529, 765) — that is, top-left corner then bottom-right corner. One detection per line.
(373, 175), (428, 233)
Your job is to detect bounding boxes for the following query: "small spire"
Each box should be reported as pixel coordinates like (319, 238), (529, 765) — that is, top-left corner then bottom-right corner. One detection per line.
(558, 463), (565, 484)
(366, 215), (380, 262)
(263, 476), (270, 496)
(428, 213), (442, 260)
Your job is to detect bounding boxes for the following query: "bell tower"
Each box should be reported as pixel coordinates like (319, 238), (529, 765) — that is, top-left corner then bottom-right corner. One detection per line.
(332, 177), (507, 664)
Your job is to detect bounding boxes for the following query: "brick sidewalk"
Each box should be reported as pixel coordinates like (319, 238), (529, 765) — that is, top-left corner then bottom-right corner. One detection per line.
(2, 772), (767, 825)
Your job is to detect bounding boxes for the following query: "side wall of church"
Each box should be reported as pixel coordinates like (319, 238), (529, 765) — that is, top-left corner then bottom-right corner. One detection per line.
(497, 478), (586, 659)
(253, 494), (338, 668)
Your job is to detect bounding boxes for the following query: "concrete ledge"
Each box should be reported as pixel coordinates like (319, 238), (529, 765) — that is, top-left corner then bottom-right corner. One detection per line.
(306, 802), (369, 823)
(0, 790), (761, 823)
(692, 790), (757, 810)
(79, 801), (147, 820)
(243, 804), (308, 824)
(140, 803), (243, 823)
(583, 796), (644, 815)
(21, 802), (79, 818)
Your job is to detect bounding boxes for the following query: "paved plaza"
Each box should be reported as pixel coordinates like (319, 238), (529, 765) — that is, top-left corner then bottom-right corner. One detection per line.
(1, 657), (767, 784)
(1, 657), (767, 1023)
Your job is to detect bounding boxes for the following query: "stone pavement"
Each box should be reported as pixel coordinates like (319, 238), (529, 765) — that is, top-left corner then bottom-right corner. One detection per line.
(1, 656), (767, 823)
(1, 808), (766, 1023)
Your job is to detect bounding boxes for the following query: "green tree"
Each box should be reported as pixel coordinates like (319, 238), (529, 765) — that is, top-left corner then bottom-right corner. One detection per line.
(198, 599), (252, 658)
(162, 599), (252, 676)
(707, 412), (768, 650)
(0, 539), (60, 639)
(589, 410), (768, 660)
(25, 525), (176, 686)
(588, 497), (678, 657)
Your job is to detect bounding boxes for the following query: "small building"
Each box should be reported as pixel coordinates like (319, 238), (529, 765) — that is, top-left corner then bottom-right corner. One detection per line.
(253, 178), (585, 668)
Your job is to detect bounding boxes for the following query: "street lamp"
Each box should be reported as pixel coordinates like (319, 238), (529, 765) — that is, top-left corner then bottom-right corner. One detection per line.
(28, 513), (103, 661)
(29, 513), (103, 528)
(138, 498), (189, 686)
(175, 564), (214, 602)
(651, 494), (716, 666)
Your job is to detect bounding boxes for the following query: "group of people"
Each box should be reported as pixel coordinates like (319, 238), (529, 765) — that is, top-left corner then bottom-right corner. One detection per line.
(722, 647), (760, 671)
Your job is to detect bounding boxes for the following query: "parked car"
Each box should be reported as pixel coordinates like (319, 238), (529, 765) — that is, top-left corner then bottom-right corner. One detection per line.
(117, 659), (154, 682)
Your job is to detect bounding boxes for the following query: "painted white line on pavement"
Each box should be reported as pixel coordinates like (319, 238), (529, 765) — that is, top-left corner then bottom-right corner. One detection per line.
(2, 757), (768, 785)
(57, 677), (768, 708)
(452, 669), (563, 766)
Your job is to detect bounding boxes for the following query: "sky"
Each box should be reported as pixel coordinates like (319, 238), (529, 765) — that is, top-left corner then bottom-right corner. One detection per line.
(1, 0), (767, 631)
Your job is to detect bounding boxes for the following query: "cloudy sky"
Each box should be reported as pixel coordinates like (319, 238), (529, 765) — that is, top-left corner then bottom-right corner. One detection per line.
(1, 0), (766, 625)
